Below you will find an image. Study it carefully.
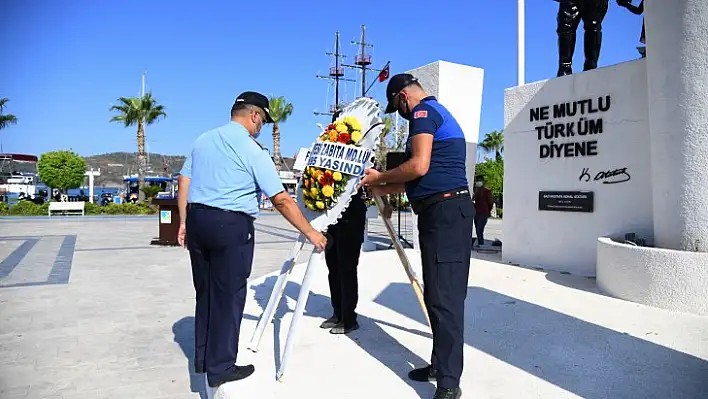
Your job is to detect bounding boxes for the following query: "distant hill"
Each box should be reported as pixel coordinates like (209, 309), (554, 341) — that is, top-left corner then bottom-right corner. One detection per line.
(82, 152), (297, 187)
(83, 152), (186, 187)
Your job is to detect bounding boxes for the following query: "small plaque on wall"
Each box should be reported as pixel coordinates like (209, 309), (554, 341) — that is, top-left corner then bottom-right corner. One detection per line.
(538, 191), (594, 213)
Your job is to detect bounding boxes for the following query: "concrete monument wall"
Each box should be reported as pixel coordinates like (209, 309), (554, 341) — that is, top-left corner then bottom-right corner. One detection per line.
(503, 60), (653, 276)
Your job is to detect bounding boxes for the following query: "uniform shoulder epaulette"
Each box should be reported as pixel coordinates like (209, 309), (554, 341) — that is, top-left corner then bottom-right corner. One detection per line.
(250, 136), (268, 151)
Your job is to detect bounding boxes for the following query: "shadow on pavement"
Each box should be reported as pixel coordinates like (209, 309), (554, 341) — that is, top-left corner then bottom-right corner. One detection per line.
(544, 271), (608, 297)
(172, 313), (259, 398)
(373, 282), (708, 399)
(249, 276), (433, 397)
(172, 317), (208, 399)
(250, 276), (331, 372)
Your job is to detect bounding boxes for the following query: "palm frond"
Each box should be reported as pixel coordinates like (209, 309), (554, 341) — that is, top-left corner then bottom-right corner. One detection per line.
(268, 95), (294, 123)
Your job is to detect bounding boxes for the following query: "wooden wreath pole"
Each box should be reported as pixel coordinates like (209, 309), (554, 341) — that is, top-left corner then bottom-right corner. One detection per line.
(373, 196), (430, 328)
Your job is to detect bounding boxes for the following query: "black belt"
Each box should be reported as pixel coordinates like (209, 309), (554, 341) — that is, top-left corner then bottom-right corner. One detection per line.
(410, 187), (470, 214)
(189, 203), (255, 220)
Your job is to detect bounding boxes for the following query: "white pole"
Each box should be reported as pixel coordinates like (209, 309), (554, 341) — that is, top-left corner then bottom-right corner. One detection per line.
(518, 0), (525, 86)
(248, 236), (306, 352)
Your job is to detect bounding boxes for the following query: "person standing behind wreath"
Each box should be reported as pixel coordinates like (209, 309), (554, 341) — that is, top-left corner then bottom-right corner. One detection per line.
(359, 73), (474, 399)
(472, 177), (494, 248)
(176, 91), (327, 388)
(318, 108), (368, 335)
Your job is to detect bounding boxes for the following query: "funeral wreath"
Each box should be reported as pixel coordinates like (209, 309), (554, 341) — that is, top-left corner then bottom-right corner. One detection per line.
(301, 115), (363, 212)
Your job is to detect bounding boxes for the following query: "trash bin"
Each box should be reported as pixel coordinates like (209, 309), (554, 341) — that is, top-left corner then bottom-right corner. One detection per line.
(151, 198), (181, 246)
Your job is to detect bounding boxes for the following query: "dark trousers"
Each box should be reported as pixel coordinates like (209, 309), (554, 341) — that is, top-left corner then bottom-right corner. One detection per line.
(417, 196), (474, 389)
(474, 214), (488, 245)
(324, 197), (367, 326)
(186, 204), (255, 381)
(557, 0), (609, 75)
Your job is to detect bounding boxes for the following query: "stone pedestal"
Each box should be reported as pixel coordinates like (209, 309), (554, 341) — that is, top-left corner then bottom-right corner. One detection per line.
(645, 0), (708, 252)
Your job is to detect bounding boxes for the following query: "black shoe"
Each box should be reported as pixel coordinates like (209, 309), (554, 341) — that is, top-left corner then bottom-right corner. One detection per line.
(207, 364), (255, 387)
(319, 315), (340, 329)
(330, 321), (359, 334)
(433, 387), (461, 399)
(408, 365), (437, 382)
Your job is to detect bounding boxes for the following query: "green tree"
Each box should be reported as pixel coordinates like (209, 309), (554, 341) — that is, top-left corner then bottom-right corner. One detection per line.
(374, 115), (394, 170)
(140, 184), (162, 203)
(0, 97), (18, 152)
(479, 130), (504, 161)
(37, 150), (87, 194)
(475, 158), (504, 199)
(268, 96), (294, 171)
(109, 92), (167, 201)
(390, 119), (408, 151)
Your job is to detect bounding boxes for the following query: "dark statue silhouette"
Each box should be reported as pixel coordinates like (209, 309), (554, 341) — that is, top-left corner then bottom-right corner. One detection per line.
(617, 0), (645, 57)
(554, 0), (610, 76)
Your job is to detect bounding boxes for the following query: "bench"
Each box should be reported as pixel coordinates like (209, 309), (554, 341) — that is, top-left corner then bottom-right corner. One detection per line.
(48, 201), (85, 216)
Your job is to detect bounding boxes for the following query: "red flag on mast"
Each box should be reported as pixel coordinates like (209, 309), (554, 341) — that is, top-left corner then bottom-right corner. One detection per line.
(378, 63), (390, 82)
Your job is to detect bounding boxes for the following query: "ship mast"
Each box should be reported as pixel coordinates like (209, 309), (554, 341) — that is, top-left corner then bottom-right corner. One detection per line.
(315, 32), (355, 118)
(343, 25), (387, 98)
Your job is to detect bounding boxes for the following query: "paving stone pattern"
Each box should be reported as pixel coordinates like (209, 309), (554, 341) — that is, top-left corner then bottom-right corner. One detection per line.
(0, 214), (502, 398)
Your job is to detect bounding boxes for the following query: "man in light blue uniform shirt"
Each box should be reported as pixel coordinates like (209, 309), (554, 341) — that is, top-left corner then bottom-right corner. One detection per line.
(176, 91), (327, 388)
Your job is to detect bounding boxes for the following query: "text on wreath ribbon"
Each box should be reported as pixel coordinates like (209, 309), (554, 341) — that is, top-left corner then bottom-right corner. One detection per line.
(306, 142), (373, 177)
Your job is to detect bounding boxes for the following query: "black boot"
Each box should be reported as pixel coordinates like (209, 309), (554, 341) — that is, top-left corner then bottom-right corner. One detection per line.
(408, 365), (438, 382)
(583, 29), (602, 71)
(207, 364), (255, 387)
(330, 321), (360, 334)
(433, 387), (462, 399)
(319, 315), (340, 329)
(557, 32), (576, 76)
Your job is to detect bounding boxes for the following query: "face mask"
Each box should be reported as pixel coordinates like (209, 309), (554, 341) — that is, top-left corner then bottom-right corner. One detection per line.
(475, 181), (483, 187)
(397, 96), (411, 120)
(252, 114), (263, 139)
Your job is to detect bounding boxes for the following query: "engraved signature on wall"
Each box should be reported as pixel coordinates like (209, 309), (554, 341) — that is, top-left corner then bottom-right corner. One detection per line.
(579, 167), (631, 184)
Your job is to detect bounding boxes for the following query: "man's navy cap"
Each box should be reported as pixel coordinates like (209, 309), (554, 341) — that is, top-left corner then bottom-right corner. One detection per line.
(384, 73), (419, 114)
(234, 91), (274, 123)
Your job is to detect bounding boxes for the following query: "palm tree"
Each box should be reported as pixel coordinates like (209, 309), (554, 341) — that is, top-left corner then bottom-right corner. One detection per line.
(479, 130), (504, 161)
(109, 92), (167, 200)
(0, 97), (18, 153)
(268, 96), (294, 171)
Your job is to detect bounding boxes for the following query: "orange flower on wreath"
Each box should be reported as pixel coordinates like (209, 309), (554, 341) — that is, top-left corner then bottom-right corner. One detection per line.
(337, 132), (351, 144)
(328, 130), (338, 142)
(317, 172), (334, 186)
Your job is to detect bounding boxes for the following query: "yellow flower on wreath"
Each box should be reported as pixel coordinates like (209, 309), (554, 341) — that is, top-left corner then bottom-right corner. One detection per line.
(333, 171), (342, 182)
(348, 119), (362, 132)
(316, 201), (325, 210)
(335, 123), (348, 133)
(310, 187), (319, 198)
(322, 185), (334, 198)
(351, 130), (362, 143)
(305, 201), (315, 211)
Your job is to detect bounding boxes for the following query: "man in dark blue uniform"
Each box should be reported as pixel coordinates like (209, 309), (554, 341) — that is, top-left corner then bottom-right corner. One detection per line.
(319, 109), (367, 334)
(177, 91), (327, 388)
(360, 74), (473, 399)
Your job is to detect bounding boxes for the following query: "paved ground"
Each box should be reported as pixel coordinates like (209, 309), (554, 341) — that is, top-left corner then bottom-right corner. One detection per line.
(1, 213), (705, 398)
(0, 212), (498, 398)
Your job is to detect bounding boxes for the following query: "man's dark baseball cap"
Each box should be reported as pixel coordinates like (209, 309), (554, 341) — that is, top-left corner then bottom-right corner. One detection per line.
(384, 73), (419, 114)
(233, 91), (274, 123)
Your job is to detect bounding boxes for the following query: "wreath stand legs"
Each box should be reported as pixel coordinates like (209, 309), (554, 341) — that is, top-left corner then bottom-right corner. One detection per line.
(248, 196), (430, 382)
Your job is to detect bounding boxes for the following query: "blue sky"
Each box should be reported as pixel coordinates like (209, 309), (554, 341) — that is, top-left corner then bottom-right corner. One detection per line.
(1, 0), (644, 160)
